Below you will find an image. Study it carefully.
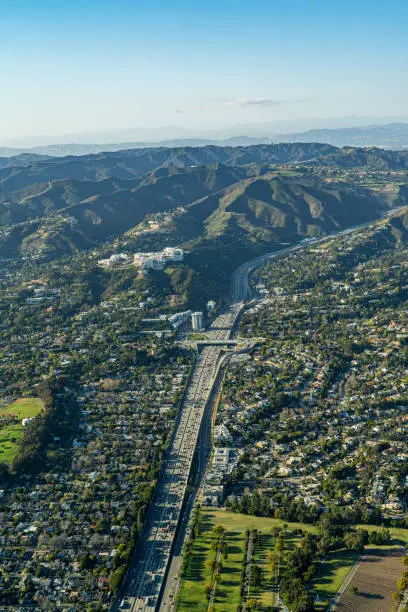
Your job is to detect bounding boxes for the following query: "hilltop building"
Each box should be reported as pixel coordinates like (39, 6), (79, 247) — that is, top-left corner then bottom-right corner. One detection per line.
(134, 247), (184, 271)
(98, 248), (184, 271)
(98, 253), (130, 268)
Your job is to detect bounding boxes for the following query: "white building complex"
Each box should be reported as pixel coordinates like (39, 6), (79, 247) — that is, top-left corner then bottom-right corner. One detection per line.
(133, 247), (184, 271)
(168, 310), (192, 329)
(98, 248), (184, 271)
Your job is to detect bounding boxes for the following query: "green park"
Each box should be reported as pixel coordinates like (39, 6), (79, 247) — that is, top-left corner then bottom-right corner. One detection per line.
(0, 398), (44, 464)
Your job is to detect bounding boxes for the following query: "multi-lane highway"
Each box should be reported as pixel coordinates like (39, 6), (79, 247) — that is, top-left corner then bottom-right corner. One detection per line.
(112, 217), (390, 612)
(112, 258), (256, 612)
(112, 343), (223, 612)
(158, 368), (222, 611)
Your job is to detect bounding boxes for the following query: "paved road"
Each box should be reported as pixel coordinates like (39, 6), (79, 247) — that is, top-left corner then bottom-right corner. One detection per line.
(112, 215), (395, 612)
(159, 361), (225, 611)
(112, 301), (245, 612)
(112, 249), (258, 612)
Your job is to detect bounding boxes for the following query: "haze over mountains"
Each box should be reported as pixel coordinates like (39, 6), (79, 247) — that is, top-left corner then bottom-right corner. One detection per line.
(2, 121), (408, 158)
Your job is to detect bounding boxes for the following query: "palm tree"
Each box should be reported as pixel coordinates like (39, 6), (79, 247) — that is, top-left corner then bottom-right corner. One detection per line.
(266, 550), (276, 576)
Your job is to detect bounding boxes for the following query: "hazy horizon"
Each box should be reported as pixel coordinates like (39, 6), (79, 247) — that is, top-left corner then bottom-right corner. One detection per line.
(2, 116), (408, 149)
(2, 0), (408, 146)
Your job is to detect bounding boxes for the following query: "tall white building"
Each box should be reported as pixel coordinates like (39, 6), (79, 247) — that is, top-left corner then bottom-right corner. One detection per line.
(191, 311), (204, 331)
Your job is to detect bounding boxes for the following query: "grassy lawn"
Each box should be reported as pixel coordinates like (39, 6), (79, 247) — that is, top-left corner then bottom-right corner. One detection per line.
(0, 398), (44, 464)
(178, 523), (214, 612)
(178, 512), (246, 612)
(178, 509), (317, 612)
(251, 531), (275, 608)
(213, 530), (245, 612)
(0, 423), (25, 464)
(311, 549), (359, 610)
(205, 509), (318, 535)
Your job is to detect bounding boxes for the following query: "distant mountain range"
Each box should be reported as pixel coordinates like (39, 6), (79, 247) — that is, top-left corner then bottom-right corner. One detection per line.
(2, 123), (408, 157)
(282, 123), (408, 149)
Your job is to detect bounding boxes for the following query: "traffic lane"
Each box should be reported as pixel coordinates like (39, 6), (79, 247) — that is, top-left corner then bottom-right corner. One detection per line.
(117, 348), (222, 610)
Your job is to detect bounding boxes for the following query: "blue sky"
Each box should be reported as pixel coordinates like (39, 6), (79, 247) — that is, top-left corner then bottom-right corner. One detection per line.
(1, 0), (408, 143)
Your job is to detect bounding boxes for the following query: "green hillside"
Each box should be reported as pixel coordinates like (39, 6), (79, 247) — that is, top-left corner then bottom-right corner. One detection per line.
(4, 142), (408, 209)
(1, 142), (408, 306)
(162, 174), (390, 306)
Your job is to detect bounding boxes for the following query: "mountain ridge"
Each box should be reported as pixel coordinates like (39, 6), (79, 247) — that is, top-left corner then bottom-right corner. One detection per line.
(0, 142), (406, 269)
(4, 142), (408, 206)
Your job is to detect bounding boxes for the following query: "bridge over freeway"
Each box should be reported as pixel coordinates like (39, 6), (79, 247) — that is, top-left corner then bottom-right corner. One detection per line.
(196, 339), (238, 346)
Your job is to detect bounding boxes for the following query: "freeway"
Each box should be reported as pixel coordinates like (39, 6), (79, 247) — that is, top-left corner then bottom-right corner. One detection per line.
(112, 262), (253, 612)
(112, 215), (394, 612)
(158, 365), (221, 610)
(112, 242), (305, 612)
(112, 342), (223, 612)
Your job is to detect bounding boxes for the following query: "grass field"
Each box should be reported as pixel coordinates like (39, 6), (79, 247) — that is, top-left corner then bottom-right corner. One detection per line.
(178, 518), (215, 612)
(178, 512), (246, 612)
(251, 531), (275, 608)
(311, 550), (359, 610)
(205, 509), (318, 535)
(0, 398), (44, 464)
(178, 509), (316, 612)
(213, 530), (245, 612)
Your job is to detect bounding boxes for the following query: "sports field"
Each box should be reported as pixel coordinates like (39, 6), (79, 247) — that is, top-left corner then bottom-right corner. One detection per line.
(0, 398), (44, 464)
(334, 547), (403, 611)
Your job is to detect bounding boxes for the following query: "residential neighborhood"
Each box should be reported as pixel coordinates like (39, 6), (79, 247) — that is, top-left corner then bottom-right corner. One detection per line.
(214, 220), (408, 528)
(0, 244), (193, 609)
